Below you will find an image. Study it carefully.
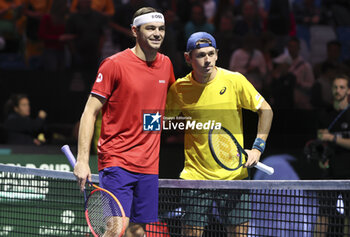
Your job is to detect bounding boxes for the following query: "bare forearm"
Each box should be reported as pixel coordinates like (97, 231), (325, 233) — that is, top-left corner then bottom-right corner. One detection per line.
(77, 111), (97, 164)
(336, 138), (350, 149)
(257, 101), (273, 141)
(77, 95), (105, 164)
(332, 135), (350, 150)
(318, 131), (350, 150)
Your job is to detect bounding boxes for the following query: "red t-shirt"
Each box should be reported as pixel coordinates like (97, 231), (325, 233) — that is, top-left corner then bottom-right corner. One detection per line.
(91, 49), (175, 174)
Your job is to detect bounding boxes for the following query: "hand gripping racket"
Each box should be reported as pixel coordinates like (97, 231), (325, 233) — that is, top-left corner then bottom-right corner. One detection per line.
(61, 145), (127, 237)
(208, 127), (274, 175)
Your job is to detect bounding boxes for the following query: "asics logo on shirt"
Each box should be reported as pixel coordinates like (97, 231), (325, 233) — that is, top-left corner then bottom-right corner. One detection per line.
(220, 87), (226, 95)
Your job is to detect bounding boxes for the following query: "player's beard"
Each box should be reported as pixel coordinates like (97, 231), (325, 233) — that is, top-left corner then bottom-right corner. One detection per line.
(147, 39), (163, 52)
(138, 37), (163, 54)
(334, 93), (348, 103)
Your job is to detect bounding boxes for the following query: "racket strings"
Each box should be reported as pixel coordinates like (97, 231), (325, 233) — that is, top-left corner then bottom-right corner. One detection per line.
(87, 190), (123, 236)
(212, 131), (241, 169)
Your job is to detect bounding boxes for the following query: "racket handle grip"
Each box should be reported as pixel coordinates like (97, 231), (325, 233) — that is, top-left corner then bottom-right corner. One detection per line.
(255, 162), (274, 175)
(61, 145), (77, 168)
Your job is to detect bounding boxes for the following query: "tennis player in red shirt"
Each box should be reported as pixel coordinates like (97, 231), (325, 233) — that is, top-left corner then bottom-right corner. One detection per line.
(73, 7), (175, 236)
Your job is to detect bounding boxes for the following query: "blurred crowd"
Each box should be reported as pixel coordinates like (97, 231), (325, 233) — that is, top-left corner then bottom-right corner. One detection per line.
(1, 0), (350, 110)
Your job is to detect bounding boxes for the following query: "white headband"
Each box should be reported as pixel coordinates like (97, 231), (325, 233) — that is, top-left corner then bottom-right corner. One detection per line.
(132, 12), (165, 27)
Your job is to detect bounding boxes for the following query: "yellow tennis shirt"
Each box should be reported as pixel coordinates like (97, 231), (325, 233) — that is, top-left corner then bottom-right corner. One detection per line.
(166, 67), (264, 180)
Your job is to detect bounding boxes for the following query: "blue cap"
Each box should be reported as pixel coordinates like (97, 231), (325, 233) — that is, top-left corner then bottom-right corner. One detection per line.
(186, 32), (217, 52)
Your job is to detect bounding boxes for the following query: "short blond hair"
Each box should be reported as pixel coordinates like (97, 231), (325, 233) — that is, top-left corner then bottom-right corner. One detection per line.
(133, 7), (158, 22)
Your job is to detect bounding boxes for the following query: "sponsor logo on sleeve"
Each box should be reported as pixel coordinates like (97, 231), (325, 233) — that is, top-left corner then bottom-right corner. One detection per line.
(96, 73), (103, 83)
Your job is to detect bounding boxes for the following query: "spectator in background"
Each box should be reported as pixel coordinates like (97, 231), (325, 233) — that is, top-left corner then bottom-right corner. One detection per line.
(293, 0), (321, 50)
(266, 0), (293, 56)
(233, 0), (262, 37)
(22, 0), (52, 68)
(323, 0), (350, 64)
(0, 0), (24, 53)
(161, 9), (184, 77)
(212, 0), (240, 31)
(312, 41), (350, 108)
(3, 94), (47, 146)
(69, 0), (115, 18)
(38, 0), (68, 71)
(287, 36), (315, 109)
(60, 0), (107, 123)
(175, 0), (198, 28)
(270, 53), (296, 109)
(313, 40), (349, 79)
(311, 62), (339, 109)
(184, 3), (215, 41)
(312, 75), (350, 236)
(214, 10), (240, 69)
(260, 31), (278, 86)
(110, 0), (145, 51)
(202, 0), (216, 23)
(61, 0), (106, 73)
(229, 33), (267, 91)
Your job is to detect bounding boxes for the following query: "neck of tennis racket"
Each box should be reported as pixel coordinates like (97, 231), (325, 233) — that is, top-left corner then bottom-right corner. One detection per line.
(61, 145), (90, 199)
(61, 145), (120, 191)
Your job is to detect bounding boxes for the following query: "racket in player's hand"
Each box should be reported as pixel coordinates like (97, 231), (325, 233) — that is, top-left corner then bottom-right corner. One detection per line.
(208, 127), (274, 175)
(61, 145), (127, 237)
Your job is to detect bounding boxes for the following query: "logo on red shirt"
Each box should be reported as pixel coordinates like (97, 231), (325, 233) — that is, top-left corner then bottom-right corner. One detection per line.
(96, 73), (103, 83)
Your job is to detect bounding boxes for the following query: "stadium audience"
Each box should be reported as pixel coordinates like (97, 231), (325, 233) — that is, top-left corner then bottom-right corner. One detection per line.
(1, 0), (350, 153)
(22, 0), (52, 68)
(38, 0), (68, 71)
(214, 10), (240, 69)
(229, 33), (267, 91)
(287, 36), (315, 109)
(109, 0), (145, 51)
(69, 0), (115, 18)
(233, 0), (262, 37)
(184, 3), (215, 41)
(61, 0), (106, 73)
(313, 40), (349, 79)
(0, 0), (24, 54)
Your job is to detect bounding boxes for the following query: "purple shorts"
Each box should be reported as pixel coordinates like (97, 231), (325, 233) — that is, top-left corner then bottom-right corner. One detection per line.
(99, 166), (158, 223)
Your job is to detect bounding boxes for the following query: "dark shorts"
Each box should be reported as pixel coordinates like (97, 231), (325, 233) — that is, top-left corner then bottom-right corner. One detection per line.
(99, 166), (159, 223)
(181, 189), (251, 227)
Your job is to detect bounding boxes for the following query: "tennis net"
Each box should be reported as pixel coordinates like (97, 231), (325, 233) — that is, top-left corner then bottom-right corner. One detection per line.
(0, 164), (349, 236)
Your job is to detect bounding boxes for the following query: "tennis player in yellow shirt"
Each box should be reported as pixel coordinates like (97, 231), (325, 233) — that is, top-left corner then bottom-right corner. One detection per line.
(166, 32), (273, 236)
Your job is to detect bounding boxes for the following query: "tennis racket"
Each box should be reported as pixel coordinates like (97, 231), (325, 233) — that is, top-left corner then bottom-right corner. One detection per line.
(61, 145), (127, 237)
(208, 127), (274, 175)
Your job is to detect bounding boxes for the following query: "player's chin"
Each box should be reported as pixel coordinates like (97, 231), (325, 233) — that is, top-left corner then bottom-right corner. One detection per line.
(203, 67), (213, 74)
(149, 40), (163, 48)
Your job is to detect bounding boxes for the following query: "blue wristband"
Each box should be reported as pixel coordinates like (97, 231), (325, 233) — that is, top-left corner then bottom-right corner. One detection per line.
(252, 138), (266, 153)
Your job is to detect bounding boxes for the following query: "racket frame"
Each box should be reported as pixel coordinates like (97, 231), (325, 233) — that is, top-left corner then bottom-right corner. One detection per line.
(208, 126), (245, 171)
